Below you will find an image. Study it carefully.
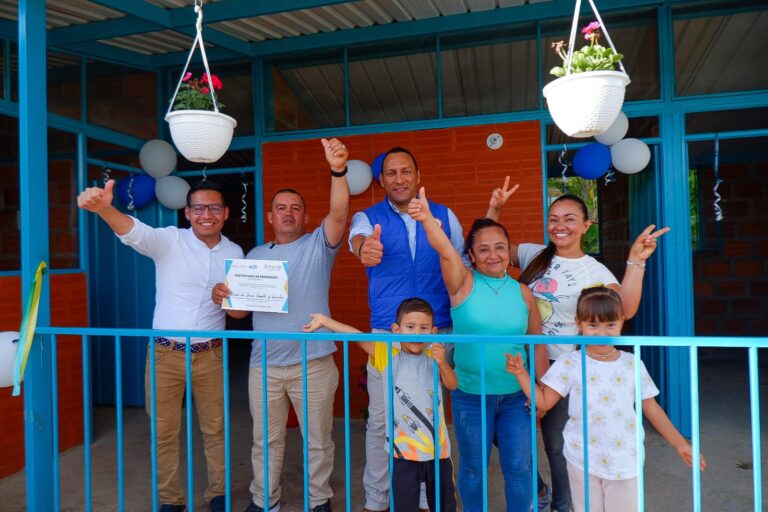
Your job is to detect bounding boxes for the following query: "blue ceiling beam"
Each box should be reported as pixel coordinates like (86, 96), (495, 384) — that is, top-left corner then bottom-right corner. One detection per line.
(149, 46), (245, 68)
(49, 19), (251, 57)
(49, 18), (160, 46)
(167, 0), (351, 27)
(250, 0), (662, 56)
(59, 41), (152, 69)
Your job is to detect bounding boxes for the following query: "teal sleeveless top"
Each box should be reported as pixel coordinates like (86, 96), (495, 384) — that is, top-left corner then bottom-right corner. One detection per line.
(451, 270), (529, 395)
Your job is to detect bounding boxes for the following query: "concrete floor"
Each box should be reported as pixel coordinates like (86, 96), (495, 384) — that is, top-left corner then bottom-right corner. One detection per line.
(1, 346), (766, 511)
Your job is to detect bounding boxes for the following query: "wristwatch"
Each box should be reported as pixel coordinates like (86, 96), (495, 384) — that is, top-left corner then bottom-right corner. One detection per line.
(330, 166), (348, 177)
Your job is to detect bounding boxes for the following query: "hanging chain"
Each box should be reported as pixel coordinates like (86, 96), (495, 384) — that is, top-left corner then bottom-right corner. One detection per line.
(241, 171), (248, 224)
(201, 166), (208, 182)
(102, 165), (111, 186)
(604, 168), (616, 186)
(126, 174), (136, 213)
(712, 134), (723, 222)
(558, 145), (569, 193)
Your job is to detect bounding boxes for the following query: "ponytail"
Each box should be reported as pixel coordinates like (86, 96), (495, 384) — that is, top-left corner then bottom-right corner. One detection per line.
(518, 242), (557, 285)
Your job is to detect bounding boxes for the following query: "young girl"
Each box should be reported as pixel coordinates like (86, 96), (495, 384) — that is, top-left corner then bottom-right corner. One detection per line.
(506, 287), (706, 512)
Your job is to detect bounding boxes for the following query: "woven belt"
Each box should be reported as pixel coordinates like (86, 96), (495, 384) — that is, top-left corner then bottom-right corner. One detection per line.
(155, 337), (221, 353)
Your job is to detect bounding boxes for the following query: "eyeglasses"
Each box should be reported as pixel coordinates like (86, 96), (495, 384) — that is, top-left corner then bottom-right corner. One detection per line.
(188, 204), (225, 215)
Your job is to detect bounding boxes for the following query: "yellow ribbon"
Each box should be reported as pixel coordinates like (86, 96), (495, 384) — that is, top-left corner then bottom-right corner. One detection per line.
(12, 261), (47, 396)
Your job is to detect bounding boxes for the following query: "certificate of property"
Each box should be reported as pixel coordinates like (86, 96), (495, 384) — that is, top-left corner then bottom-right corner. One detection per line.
(222, 259), (289, 313)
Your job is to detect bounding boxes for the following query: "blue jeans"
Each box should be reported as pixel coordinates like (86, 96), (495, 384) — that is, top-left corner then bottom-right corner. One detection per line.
(451, 388), (532, 512)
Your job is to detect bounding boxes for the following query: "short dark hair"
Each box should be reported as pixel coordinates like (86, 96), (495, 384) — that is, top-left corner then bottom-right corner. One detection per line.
(576, 286), (624, 323)
(382, 146), (419, 171)
(395, 297), (435, 324)
(186, 180), (226, 207)
(270, 188), (306, 210)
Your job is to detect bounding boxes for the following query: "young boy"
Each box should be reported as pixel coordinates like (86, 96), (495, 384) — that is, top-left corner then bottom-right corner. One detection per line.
(303, 298), (458, 512)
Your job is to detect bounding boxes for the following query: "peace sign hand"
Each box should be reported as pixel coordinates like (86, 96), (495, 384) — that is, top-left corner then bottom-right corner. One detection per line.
(628, 225), (670, 262)
(488, 176), (520, 212)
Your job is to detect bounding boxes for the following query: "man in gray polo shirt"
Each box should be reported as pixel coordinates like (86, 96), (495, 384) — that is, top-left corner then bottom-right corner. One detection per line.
(213, 138), (349, 512)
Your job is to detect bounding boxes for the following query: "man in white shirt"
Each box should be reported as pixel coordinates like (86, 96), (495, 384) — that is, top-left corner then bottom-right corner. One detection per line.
(77, 179), (244, 512)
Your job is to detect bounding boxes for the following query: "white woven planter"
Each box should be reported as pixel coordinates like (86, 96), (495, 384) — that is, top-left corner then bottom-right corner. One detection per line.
(165, 110), (237, 163)
(543, 71), (630, 138)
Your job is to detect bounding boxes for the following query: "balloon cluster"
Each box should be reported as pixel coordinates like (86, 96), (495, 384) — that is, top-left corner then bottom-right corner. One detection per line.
(572, 112), (651, 180)
(114, 139), (192, 211)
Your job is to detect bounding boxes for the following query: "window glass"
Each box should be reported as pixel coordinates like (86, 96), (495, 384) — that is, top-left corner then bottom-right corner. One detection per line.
(349, 38), (437, 125)
(440, 24), (538, 116)
(674, 7), (768, 95)
(547, 116), (659, 145)
(87, 59), (157, 139)
(47, 50), (81, 119)
(268, 50), (345, 132)
(686, 108), (768, 135)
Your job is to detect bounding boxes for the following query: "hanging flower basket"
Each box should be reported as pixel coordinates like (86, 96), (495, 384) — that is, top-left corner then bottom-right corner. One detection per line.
(543, 71), (630, 138)
(543, 0), (630, 138)
(165, 2), (237, 163)
(165, 110), (237, 163)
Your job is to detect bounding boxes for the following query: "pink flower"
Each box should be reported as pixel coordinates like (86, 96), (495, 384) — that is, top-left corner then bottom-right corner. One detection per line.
(201, 86), (210, 94)
(582, 21), (600, 35)
(182, 72), (192, 82)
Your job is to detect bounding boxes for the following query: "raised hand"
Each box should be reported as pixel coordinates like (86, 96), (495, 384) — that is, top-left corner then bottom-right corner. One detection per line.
(408, 186), (432, 222)
(211, 283), (231, 306)
(360, 224), (383, 267)
(321, 137), (349, 172)
(488, 176), (520, 212)
(628, 225), (670, 262)
(302, 313), (329, 332)
(77, 179), (115, 213)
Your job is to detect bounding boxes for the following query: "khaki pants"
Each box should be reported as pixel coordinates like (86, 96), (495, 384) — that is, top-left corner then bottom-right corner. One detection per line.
(144, 344), (225, 505)
(248, 355), (339, 509)
(567, 461), (637, 512)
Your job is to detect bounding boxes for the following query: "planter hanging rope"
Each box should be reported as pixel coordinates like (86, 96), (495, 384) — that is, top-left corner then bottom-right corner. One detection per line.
(543, 0), (630, 138)
(165, 0), (237, 164)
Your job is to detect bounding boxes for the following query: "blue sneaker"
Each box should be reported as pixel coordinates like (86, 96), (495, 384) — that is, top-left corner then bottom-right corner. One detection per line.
(311, 501), (332, 512)
(537, 484), (552, 511)
(244, 501), (281, 512)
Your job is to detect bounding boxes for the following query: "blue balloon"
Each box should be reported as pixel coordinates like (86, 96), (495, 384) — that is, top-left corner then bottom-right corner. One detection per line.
(572, 143), (611, 180)
(116, 174), (156, 209)
(371, 152), (386, 182)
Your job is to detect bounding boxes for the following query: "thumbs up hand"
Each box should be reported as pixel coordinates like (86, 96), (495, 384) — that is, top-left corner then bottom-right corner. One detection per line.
(359, 223), (384, 267)
(77, 179), (115, 213)
(408, 187), (432, 223)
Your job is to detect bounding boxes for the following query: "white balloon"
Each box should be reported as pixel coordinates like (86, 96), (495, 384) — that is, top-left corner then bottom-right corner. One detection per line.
(155, 176), (191, 210)
(140, 139), (177, 179)
(346, 159), (373, 195)
(611, 138), (651, 174)
(594, 111), (629, 146)
(0, 331), (20, 388)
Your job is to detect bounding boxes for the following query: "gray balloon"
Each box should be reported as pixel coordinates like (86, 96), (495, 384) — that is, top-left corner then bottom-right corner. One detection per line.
(155, 176), (190, 210)
(140, 139), (177, 179)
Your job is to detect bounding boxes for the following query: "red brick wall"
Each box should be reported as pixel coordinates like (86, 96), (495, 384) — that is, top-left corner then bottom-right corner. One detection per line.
(0, 273), (87, 478)
(261, 122), (544, 418)
(693, 163), (768, 335)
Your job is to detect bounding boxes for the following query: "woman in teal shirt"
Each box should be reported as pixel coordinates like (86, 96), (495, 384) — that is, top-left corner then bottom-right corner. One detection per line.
(409, 188), (544, 511)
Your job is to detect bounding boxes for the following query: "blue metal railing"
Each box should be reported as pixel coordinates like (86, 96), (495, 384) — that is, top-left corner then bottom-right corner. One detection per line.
(28, 326), (767, 512)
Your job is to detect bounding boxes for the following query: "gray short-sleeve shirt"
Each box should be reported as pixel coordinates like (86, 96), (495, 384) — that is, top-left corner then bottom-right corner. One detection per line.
(247, 223), (340, 367)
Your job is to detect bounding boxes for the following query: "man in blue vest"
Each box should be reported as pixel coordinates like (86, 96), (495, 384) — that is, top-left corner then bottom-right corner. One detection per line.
(348, 147), (464, 512)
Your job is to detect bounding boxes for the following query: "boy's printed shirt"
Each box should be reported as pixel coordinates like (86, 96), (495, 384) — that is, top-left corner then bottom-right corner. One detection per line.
(542, 350), (659, 480)
(518, 243), (619, 360)
(372, 342), (451, 461)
